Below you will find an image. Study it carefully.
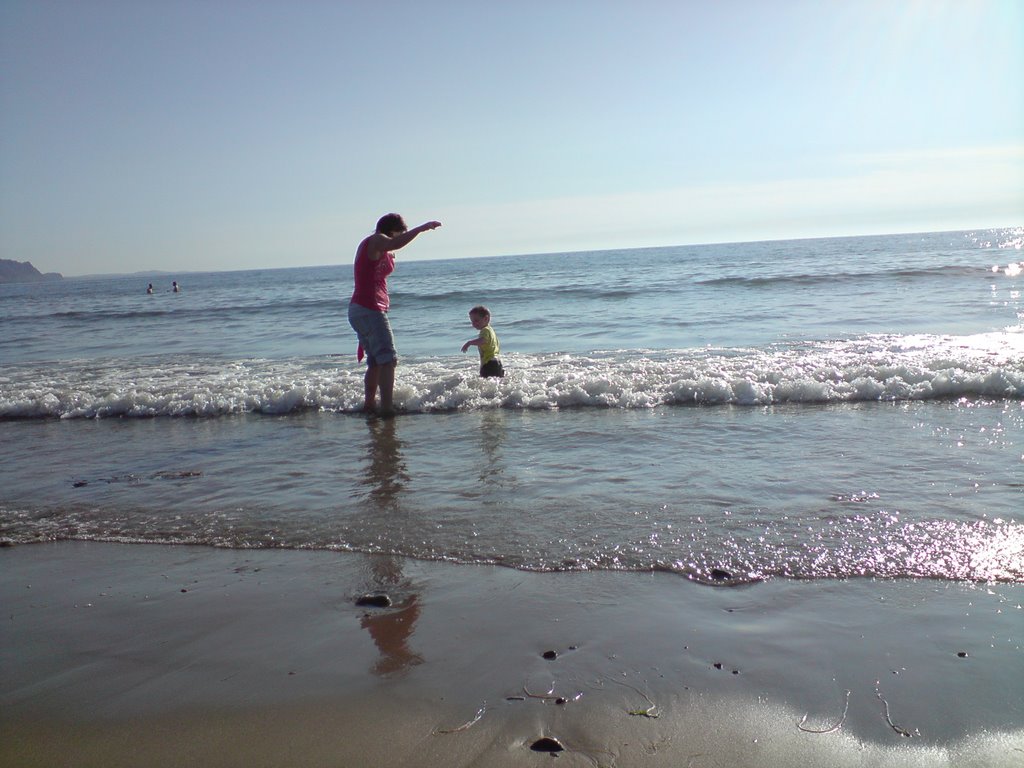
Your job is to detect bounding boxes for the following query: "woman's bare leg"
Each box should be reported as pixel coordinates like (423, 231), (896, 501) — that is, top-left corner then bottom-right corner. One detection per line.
(378, 362), (397, 417)
(363, 365), (380, 412)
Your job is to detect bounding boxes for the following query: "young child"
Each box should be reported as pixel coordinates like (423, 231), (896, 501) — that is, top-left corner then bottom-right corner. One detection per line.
(461, 305), (504, 378)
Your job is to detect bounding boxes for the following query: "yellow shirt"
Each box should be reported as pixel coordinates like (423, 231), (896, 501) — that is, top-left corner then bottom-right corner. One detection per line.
(477, 325), (500, 365)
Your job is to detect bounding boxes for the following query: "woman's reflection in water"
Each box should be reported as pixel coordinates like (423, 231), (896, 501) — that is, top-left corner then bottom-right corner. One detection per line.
(361, 416), (410, 512)
(357, 417), (422, 676)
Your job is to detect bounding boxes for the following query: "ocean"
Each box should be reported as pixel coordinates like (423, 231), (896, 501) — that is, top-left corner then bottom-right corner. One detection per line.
(1, 228), (1022, 584)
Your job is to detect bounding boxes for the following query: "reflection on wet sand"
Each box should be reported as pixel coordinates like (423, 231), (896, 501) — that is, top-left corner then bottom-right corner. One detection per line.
(359, 556), (423, 676)
(356, 417), (422, 676)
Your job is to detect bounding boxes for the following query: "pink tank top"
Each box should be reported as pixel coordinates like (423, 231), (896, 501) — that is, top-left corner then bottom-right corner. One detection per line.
(350, 240), (395, 311)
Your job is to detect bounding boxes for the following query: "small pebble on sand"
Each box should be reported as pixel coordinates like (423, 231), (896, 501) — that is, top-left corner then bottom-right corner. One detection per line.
(355, 593), (392, 608)
(530, 737), (564, 753)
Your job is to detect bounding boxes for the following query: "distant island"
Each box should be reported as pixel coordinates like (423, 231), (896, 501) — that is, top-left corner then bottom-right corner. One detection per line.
(0, 259), (64, 284)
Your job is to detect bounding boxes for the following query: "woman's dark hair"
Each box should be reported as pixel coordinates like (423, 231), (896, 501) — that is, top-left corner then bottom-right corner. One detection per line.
(376, 213), (408, 235)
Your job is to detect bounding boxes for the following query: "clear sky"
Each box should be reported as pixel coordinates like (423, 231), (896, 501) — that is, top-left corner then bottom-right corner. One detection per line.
(1, 0), (1021, 276)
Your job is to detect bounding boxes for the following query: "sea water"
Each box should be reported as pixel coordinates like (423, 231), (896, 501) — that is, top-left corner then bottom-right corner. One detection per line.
(1, 229), (1022, 583)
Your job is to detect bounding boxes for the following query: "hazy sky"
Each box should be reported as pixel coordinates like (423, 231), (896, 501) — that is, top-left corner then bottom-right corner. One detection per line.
(1, 0), (1022, 276)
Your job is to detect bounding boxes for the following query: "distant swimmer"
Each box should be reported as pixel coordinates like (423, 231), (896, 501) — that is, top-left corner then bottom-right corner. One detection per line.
(461, 305), (504, 378)
(146, 283), (154, 294)
(172, 281), (180, 293)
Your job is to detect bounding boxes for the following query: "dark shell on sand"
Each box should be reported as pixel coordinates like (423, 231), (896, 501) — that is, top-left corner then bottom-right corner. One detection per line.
(530, 737), (565, 753)
(355, 593), (392, 608)
(542, 650), (558, 660)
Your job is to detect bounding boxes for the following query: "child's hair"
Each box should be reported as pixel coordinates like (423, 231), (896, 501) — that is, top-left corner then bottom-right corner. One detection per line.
(375, 213), (408, 235)
(469, 305), (490, 319)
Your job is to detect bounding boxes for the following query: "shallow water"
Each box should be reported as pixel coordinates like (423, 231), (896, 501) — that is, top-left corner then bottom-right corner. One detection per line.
(2, 400), (1020, 582)
(2, 229), (1022, 583)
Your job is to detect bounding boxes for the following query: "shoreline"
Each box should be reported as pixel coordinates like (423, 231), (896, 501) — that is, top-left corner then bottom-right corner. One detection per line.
(2, 541), (1021, 767)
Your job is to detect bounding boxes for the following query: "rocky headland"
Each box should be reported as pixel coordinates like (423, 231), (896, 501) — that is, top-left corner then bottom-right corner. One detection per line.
(0, 259), (63, 284)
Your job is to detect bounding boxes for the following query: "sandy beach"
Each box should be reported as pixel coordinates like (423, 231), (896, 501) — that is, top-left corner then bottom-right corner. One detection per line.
(1, 541), (1021, 767)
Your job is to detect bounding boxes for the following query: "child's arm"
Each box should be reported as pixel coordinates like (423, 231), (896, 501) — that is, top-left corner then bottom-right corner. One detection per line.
(461, 337), (482, 353)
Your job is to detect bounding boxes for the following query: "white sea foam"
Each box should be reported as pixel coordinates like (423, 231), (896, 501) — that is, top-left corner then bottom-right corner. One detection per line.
(2, 331), (1021, 419)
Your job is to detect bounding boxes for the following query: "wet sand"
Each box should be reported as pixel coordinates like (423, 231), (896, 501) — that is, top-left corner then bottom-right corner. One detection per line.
(1, 541), (1021, 767)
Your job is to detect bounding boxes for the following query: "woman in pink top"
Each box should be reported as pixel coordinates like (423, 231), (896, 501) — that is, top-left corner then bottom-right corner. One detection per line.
(348, 213), (441, 416)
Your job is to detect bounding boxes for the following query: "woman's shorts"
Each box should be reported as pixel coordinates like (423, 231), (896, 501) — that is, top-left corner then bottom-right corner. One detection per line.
(348, 302), (396, 366)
